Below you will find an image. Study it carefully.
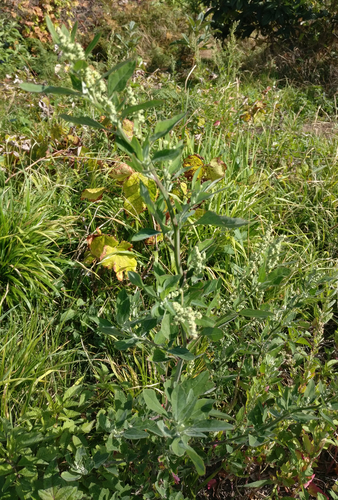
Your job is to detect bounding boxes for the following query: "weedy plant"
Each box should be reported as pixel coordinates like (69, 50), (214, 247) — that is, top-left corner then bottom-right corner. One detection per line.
(12, 16), (338, 499)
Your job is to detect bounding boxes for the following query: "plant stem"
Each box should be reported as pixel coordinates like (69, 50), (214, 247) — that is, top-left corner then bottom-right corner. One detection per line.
(151, 169), (183, 275)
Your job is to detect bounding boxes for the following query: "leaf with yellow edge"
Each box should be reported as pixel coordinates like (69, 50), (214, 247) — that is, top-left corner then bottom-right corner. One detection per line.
(183, 154), (205, 180)
(100, 240), (137, 281)
(86, 230), (137, 281)
(81, 187), (105, 201)
(204, 157), (227, 181)
(123, 172), (157, 216)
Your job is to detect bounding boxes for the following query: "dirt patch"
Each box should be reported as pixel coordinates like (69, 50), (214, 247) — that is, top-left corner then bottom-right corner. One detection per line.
(302, 121), (338, 137)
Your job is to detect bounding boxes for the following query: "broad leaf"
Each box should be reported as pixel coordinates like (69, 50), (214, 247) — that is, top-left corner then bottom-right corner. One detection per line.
(61, 471), (82, 482)
(38, 486), (82, 500)
(195, 210), (248, 229)
(123, 172), (157, 216)
(204, 157), (227, 180)
(128, 271), (143, 287)
(81, 187), (105, 201)
(86, 232), (137, 281)
(123, 428), (148, 439)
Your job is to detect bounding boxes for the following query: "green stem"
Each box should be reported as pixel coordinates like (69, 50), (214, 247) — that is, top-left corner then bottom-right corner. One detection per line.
(151, 169), (183, 275)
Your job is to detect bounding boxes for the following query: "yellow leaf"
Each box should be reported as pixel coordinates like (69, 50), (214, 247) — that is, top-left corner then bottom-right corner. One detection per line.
(100, 240), (137, 281)
(123, 172), (157, 216)
(86, 231), (137, 280)
(81, 187), (105, 201)
(122, 119), (134, 140)
(204, 157), (227, 181)
(183, 154), (205, 181)
(240, 112), (252, 122)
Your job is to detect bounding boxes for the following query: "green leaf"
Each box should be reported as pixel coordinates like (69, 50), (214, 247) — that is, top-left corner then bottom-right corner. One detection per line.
(184, 445), (205, 476)
(38, 486), (83, 500)
(121, 100), (163, 119)
(171, 385), (188, 422)
(63, 384), (82, 401)
(45, 16), (59, 43)
(195, 210), (248, 229)
(0, 463), (12, 476)
(61, 471), (82, 482)
(115, 338), (139, 350)
(19, 83), (81, 95)
(243, 479), (273, 488)
(143, 389), (168, 416)
(60, 114), (106, 129)
(185, 420), (233, 433)
(70, 21), (78, 42)
(239, 309), (274, 319)
(168, 347), (195, 360)
(201, 327), (223, 341)
(85, 32), (101, 56)
(108, 60), (136, 96)
(150, 112), (185, 142)
(152, 146), (183, 163)
(116, 289), (130, 325)
(123, 428), (148, 439)
(304, 379), (316, 402)
(171, 438), (186, 456)
(60, 308), (77, 323)
(128, 271), (143, 287)
(131, 228), (162, 242)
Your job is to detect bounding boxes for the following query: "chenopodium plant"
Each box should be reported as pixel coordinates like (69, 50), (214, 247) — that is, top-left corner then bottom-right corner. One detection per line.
(19, 17), (254, 485)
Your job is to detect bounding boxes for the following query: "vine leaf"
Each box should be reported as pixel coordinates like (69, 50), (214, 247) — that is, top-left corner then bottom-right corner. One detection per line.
(204, 157), (227, 180)
(86, 230), (137, 281)
(123, 172), (157, 216)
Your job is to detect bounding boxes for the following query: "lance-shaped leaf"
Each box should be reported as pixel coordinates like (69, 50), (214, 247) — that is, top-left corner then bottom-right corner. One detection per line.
(85, 32), (101, 56)
(143, 389), (168, 416)
(131, 228), (161, 242)
(150, 112), (185, 142)
(19, 83), (81, 96)
(60, 114), (106, 129)
(45, 15), (60, 43)
(152, 145), (183, 163)
(81, 187), (105, 201)
(195, 210), (248, 229)
(70, 21), (78, 42)
(123, 172), (157, 216)
(108, 60), (136, 96)
(121, 100), (163, 119)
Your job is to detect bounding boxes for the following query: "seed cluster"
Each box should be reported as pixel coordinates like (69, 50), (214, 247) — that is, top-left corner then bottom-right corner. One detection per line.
(172, 302), (202, 339)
